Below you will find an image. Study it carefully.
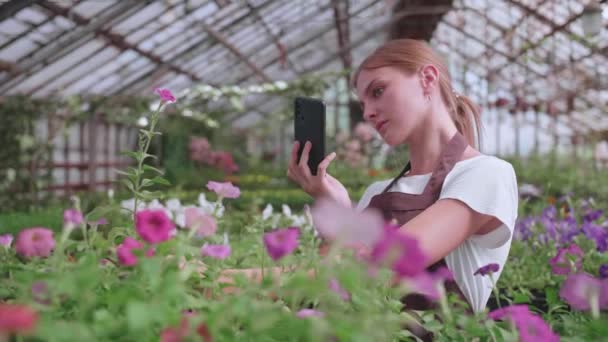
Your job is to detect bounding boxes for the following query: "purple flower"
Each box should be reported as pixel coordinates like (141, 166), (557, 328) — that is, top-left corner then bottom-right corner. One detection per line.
(206, 181), (240, 199)
(200, 244), (231, 260)
(549, 244), (584, 275)
(474, 263), (500, 276)
(488, 305), (560, 342)
(263, 227), (300, 261)
(135, 209), (175, 244)
(63, 208), (83, 227)
(600, 265), (608, 279)
(559, 273), (608, 311)
(582, 222), (608, 252)
(296, 309), (325, 318)
(328, 278), (351, 301)
(31, 281), (51, 305)
(0, 234), (13, 248)
(370, 224), (428, 278)
(583, 209), (603, 223)
(154, 88), (176, 103)
(514, 217), (536, 241)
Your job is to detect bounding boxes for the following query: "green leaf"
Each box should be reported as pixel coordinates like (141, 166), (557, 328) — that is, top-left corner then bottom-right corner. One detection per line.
(512, 292), (530, 304)
(127, 301), (153, 332)
(139, 190), (164, 200)
(150, 176), (170, 186)
(121, 151), (141, 160)
(140, 178), (154, 188)
(143, 164), (164, 175)
(545, 287), (559, 306)
(120, 179), (135, 193)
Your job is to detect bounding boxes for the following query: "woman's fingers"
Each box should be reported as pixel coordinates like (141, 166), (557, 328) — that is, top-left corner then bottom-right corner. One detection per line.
(298, 141), (313, 178)
(317, 152), (336, 178)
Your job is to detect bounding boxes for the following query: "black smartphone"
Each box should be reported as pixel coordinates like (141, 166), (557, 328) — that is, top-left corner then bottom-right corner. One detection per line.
(294, 96), (326, 175)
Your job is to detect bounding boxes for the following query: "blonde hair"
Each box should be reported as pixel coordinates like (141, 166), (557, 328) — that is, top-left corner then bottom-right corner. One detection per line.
(352, 39), (481, 147)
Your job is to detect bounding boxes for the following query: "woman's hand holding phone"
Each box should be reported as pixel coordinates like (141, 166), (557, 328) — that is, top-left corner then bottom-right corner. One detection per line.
(287, 141), (351, 208)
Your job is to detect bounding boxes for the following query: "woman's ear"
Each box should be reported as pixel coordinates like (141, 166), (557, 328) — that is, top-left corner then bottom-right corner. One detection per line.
(419, 65), (439, 93)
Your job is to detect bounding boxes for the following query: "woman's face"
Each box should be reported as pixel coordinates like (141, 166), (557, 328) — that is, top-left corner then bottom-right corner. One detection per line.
(355, 66), (429, 146)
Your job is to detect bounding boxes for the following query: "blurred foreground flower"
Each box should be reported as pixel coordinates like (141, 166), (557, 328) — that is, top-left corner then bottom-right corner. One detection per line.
(15, 228), (55, 258)
(559, 273), (608, 314)
(0, 303), (38, 336)
(549, 244), (584, 275)
(0, 234), (13, 248)
(206, 181), (240, 199)
(488, 304), (559, 342)
(135, 209), (175, 244)
(155, 88), (176, 103)
(263, 227), (300, 261)
(369, 224), (428, 279)
(116, 237), (155, 266)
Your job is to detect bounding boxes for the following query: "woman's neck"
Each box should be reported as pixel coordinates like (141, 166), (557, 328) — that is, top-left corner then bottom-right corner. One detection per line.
(406, 105), (458, 176)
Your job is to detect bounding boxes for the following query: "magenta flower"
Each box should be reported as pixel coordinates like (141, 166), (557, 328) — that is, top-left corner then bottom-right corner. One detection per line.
(370, 224), (428, 278)
(206, 181), (241, 199)
(185, 207), (217, 237)
(474, 263), (500, 276)
(135, 209), (175, 244)
(488, 305), (559, 342)
(155, 88), (176, 103)
(328, 278), (351, 301)
(296, 309), (325, 318)
(14, 227), (55, 258)
(0, 234), (13, 248)
(559, 273), (608, 311)
(116, 237), (155, 266)
(63, 208), (83, 227)
(263, 227), (300, 261)
(599, 264), (608, 279)
(549, 244), (584, 275)
(200, 244), (231, 260)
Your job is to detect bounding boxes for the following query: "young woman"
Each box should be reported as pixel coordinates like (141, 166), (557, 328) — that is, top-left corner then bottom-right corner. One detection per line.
(286, 39), (518, 314)
(221, 39), (518, 315)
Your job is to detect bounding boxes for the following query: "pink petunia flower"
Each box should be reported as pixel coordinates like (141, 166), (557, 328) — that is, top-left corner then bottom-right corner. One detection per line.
(0, 234), (13, 248)
(116, 237), (155, 266)
(488, 305), (559, 342)
(14, 227), (55, 258)
(559, 273), (608, 311)
(63, 208), (83, 227)
(185, 207), (217, 237)
(200, 244), (231, 260)
(296, 309), (325, 318)
(135, 209), (175, 244)
(206, 181), (240, 199)
(0, 303), (38, 335)
(328, 278), (351, 301)
(263, 227), (300, 261)
(155, 88), (176, 103)
(310, 198), (384, 248)
(549, 244), (584, 275)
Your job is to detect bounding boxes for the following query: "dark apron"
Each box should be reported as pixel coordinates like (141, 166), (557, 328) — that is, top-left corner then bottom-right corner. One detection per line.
(366, 132), (471, 341)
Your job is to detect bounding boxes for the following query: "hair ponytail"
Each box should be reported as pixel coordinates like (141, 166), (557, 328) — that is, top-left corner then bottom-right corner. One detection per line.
(452, 93), (482, 148)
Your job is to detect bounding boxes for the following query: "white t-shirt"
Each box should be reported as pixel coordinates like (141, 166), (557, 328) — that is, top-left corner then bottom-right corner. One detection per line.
(356, 155), (518, 313)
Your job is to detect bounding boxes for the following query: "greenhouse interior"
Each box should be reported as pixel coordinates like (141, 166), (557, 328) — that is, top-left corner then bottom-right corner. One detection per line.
(1, 0), (608, 340)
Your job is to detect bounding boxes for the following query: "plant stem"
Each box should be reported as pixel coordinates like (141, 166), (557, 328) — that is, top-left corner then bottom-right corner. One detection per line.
(132, 102), (163, 223)
(490, 273), (501, 309)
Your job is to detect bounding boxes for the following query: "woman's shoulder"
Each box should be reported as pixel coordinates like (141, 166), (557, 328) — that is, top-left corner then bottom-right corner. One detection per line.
(452, 154), (515, 175)
(444, 154), (518, 194)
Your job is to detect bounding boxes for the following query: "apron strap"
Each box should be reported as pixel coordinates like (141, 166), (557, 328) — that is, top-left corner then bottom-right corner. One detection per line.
(422, 132), (468, 194)
(381, 161), (411, 194)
